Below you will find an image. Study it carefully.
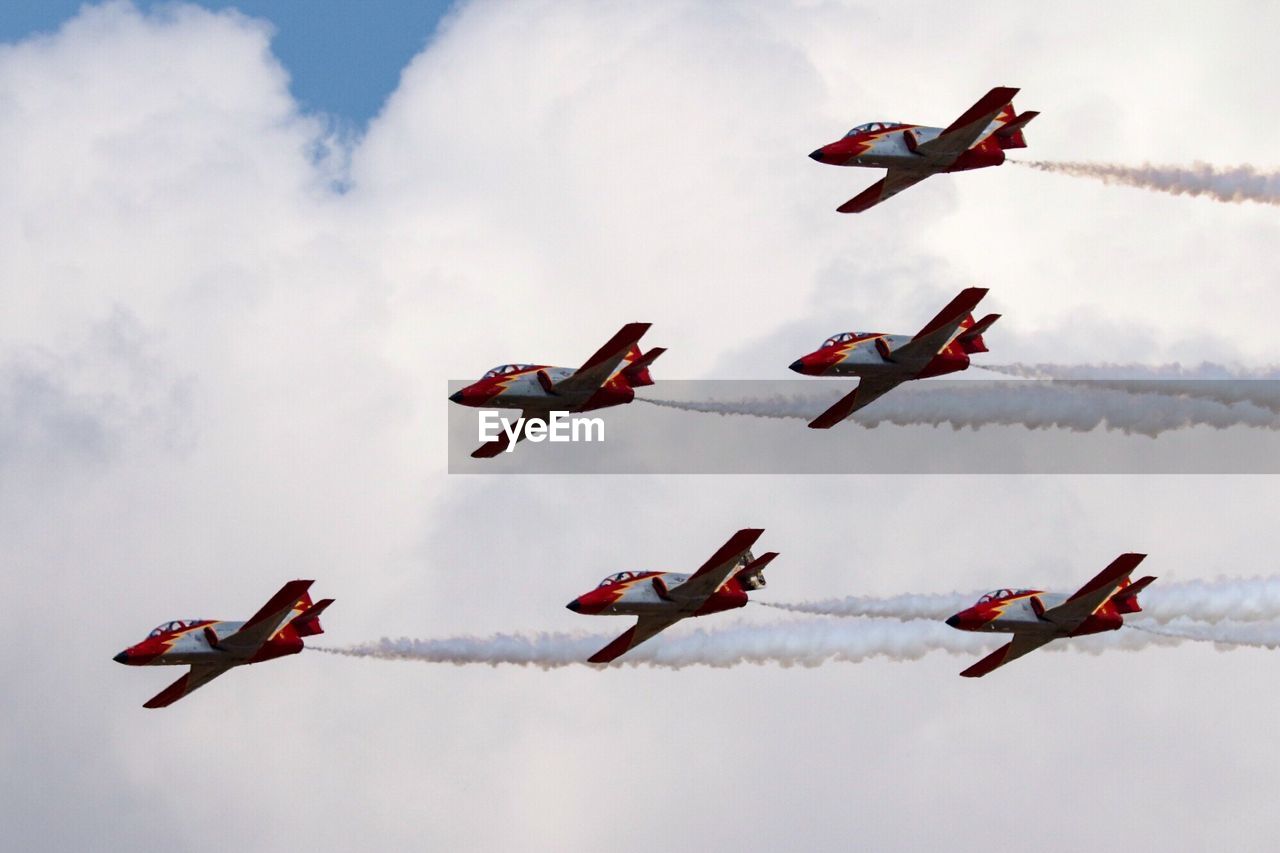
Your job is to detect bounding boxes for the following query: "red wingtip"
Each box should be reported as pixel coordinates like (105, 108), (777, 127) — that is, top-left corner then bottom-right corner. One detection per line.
(941, 87), (1020, 134)
(837, 179), (887, 213)
(588, 627), (638, 664)
(959, 643), (1011, 678)
(471, 433), (511, 458)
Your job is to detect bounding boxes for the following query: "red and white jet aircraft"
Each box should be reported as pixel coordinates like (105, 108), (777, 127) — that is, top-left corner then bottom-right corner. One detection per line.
(113, 580), (333, 708)
(449, 323), (665, 458)
(946, 554), (1156, 677)
(789, 286), (998, 428)
(809, 86), (1037, 213)
(566, 528), (778, 663)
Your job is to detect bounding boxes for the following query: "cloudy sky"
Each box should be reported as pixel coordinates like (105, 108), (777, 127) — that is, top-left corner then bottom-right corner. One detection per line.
(4, 1), (1280, 850)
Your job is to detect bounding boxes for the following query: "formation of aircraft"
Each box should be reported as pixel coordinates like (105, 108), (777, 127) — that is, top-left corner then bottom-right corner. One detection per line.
(449, 322), (664, 458)
(113, 580), (333, 708)
(113, 86), (1190, 701)
(945, 554), (1156, 677)
(809, 85), (1037, 213)
(566, 528), (778, 663)
(789, 286), (999, 428)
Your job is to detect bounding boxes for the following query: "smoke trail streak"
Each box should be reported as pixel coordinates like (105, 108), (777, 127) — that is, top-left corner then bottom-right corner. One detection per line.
(1128, 619), (1280, 649)
(767, 576), (1280, 626)
(979, 365), (1280, 414)
(1015, 160), (1280, 205)
(314, 617), (1186, 670)
(639, 383), (1280, 436)
(982, 364), (1280, 381)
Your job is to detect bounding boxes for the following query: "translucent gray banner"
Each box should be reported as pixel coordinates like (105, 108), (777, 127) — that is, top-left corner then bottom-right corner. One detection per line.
(446, 379), (1280, 474)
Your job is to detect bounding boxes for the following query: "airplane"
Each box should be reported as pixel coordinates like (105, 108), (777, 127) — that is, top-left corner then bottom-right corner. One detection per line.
(808, 86), (1037, 213)
(945, 554), (1156, 677)
(449, 322), (665, 458)
(566, 528), (778, 663)
(113, 580), (333, 708)
(788, 286), (998, 428)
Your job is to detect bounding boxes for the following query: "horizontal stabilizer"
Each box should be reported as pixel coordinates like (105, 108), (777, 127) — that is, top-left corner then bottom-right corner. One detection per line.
(957, 313), (1000, 353)
(1112, 575), (1157, 614)
(621, 346), (666, 387)
(736, 551), (778, 589)
(995, 110), (1039, 149)
(290, 598), (334, 637)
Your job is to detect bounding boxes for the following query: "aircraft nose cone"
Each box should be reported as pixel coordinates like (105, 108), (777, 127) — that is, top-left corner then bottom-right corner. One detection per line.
(566, 599), (582, 613)
(448, 390), (465, 403)
(788, 359), (805, 374)
(945, 615), (961, 629)
(113, 651), (129, 664)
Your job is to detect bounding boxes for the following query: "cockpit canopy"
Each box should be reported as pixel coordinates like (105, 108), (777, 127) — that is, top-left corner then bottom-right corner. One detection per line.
(976, 589), (1034, 604)
(482, 363), (536, 380)
(147, 620), (202, 638)
(821, 332), (870, 349)
(844, 121), (903, 137)
(598, 571), (645, 588)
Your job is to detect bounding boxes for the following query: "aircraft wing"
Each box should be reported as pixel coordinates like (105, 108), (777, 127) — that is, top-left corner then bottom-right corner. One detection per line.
(1040, 553), (1149, 632)
(588, 614), (684, 663)
(837, 167), (932, 213)
(885, 287), (989, 370)
(470, 406), (552, 458)
(807, 375), (906, 429)
(216, 579), (314, 656)
(143, 663), (236, 708)
(959, 633), (1056, 678)
(552, 323), (652, 398)
(665, 528), (765, 603)
(915, 86), (1019, 165)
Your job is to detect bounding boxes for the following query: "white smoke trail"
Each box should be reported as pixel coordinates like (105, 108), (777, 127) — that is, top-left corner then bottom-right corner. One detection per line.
(1015, 160), (1280, 206)
(768, 576), (1280, 625)
(314, 617), (1186, 670)
(982, 363), (1280, 381)
(978, 365), (1280, 414)
(639, 383), (1280, 436)
(762, 594), (970, 621)
(1128, 619), (1280, 649)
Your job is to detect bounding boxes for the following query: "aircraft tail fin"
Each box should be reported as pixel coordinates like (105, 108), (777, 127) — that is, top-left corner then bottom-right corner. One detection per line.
(995, 110), (1038, 150)
(620, 346), (666, 388)
(1112, 576), (1157, 614)
(290, 598), (335, 637)
(735, 551), (779, 591)
(955, 313), (1000, 354)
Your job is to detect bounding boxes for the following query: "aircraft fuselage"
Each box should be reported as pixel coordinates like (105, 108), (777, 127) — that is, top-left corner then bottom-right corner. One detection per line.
(113, 619), (304, 667)
(946, 590), (1125, 638)
(567, 571), (752, 618)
